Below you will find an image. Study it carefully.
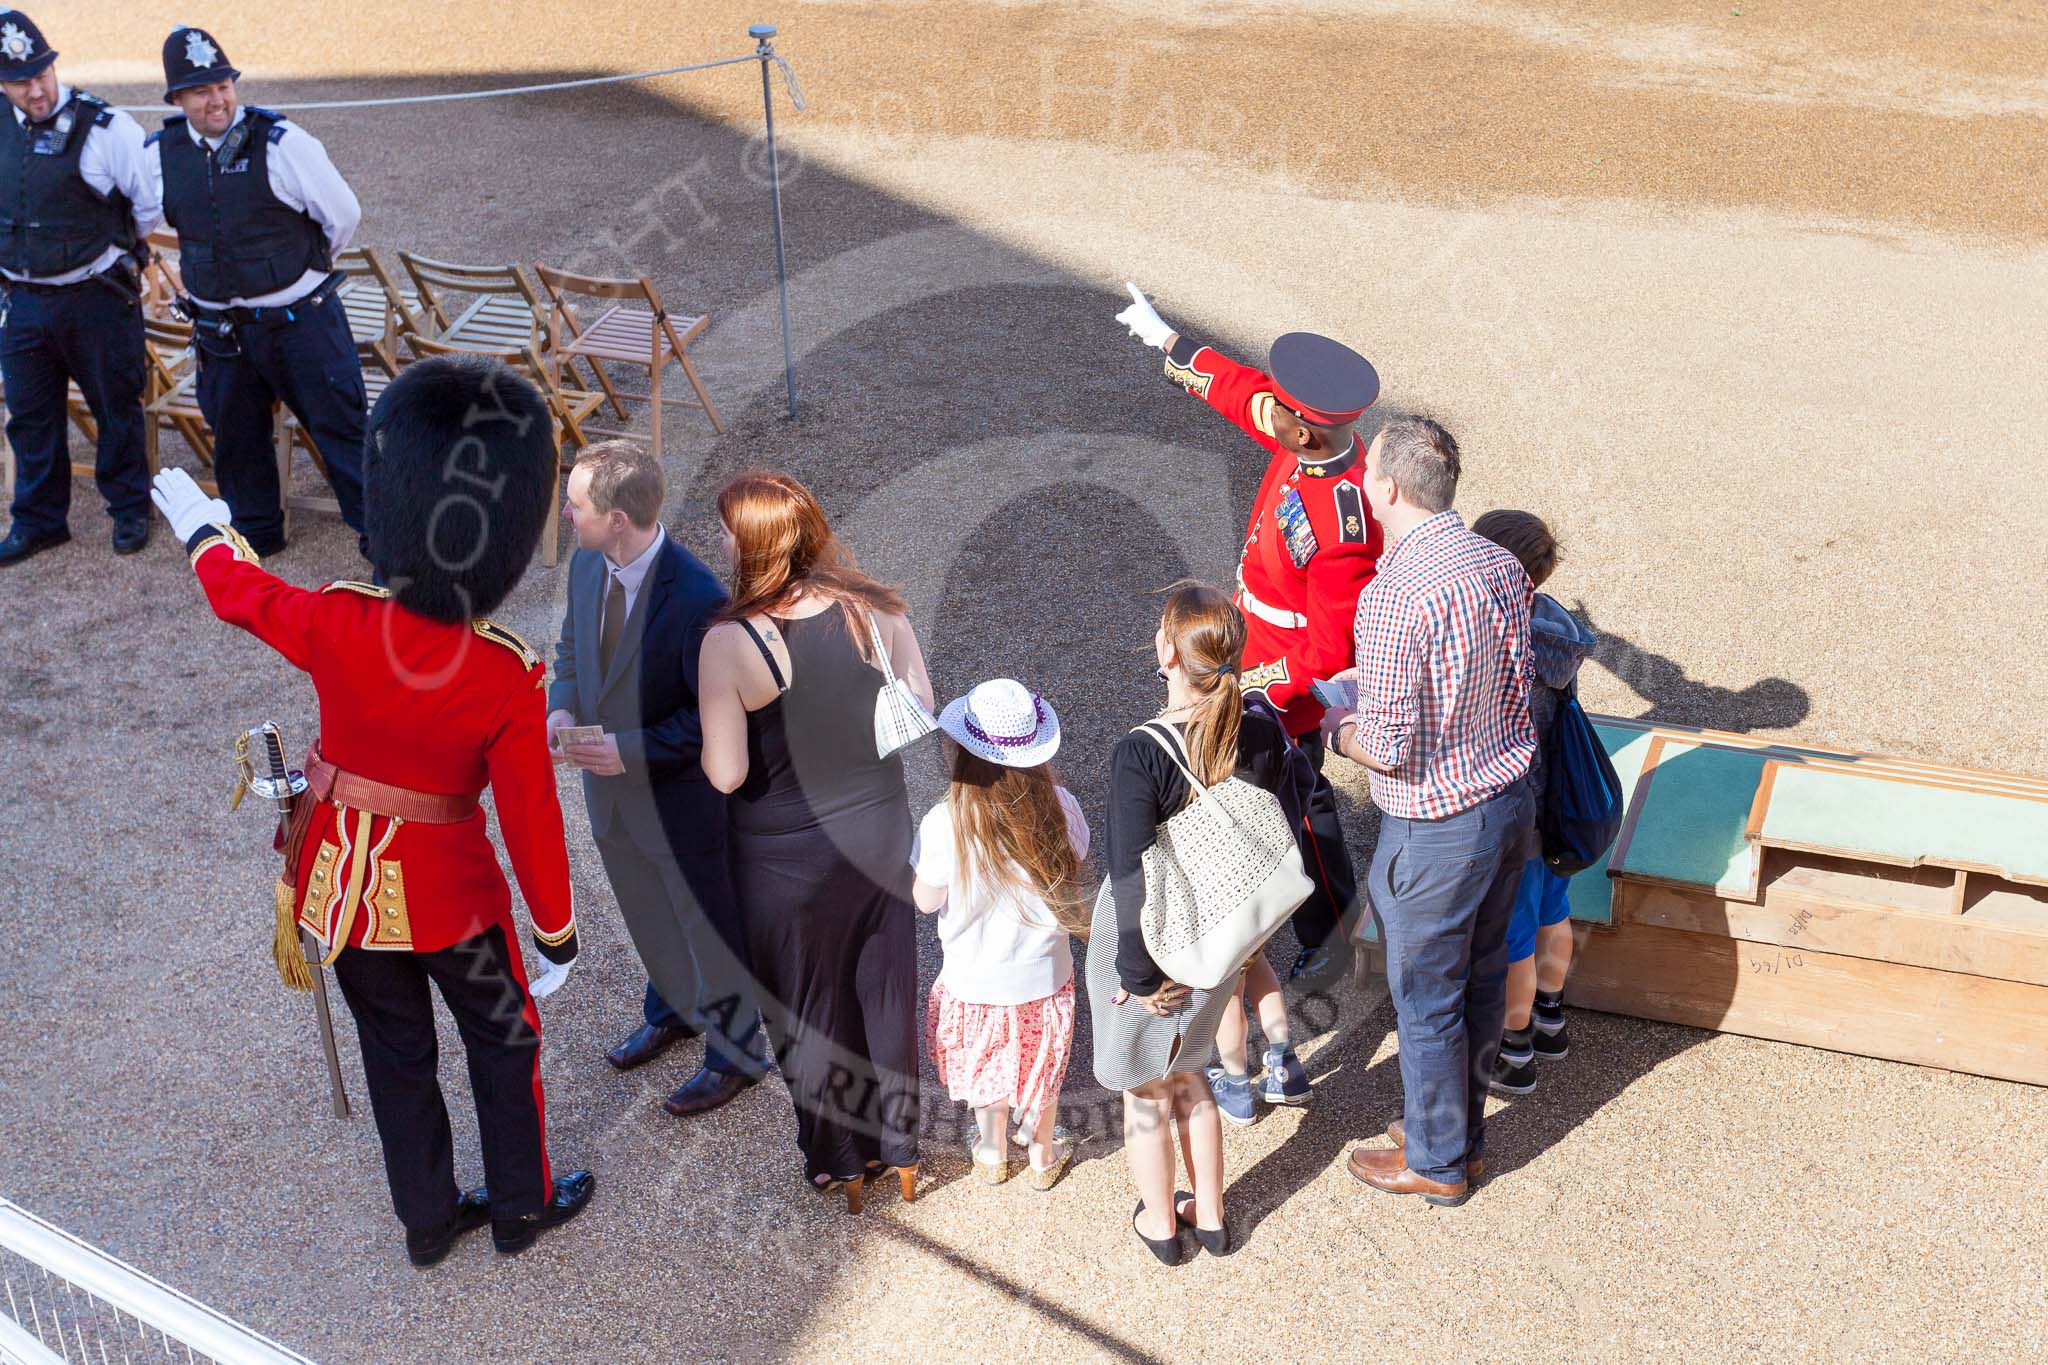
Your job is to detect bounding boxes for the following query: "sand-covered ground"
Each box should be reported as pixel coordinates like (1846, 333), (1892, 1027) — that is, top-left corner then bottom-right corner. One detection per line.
(5, 2), (2045, 1360)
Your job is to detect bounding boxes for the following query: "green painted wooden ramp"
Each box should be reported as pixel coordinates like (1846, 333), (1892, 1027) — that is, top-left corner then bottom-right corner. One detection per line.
(1609, 740), (1768, 898)
(1758, 764), (2048, 887)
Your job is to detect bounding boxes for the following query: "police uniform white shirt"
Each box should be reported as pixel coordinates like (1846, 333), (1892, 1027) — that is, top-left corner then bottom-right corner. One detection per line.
(1, 84), (163, 286)
(169, 105), (361, 311)
(604, 525), (666, 634)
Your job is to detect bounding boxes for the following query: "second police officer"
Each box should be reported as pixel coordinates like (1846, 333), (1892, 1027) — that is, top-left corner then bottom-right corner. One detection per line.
(149, 25), (367, 557)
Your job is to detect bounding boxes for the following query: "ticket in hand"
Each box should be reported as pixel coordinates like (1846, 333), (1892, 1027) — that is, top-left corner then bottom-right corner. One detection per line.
(554, 724), (606, 748)
(1310, 678), (1358, 710)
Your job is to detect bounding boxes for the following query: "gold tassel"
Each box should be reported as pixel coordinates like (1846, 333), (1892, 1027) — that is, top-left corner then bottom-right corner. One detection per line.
(273, 879), (315, 992)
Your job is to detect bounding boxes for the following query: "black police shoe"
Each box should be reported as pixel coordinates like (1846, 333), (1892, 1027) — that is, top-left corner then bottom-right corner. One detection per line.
(491, 1170), (595, 1255)
(246, 531), (288, 558)
(405, 1188), (491, 1268)
(112, 514), (151, 555)
(0, 525), (70, 566)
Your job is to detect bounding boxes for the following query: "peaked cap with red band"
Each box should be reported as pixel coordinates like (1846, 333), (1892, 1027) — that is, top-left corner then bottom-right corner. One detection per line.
(1267, 331), (1380, 427)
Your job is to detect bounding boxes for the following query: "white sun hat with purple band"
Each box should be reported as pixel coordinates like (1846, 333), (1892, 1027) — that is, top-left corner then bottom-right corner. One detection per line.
(937, 678), (1061, 768)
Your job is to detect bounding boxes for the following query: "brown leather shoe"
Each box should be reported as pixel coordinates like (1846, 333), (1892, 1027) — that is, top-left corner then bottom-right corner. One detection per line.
(1346, 1144), (1472, 1206)
(1383, 1120), (1485, 1182)
(603, 1022), (693, 1071)
(662, 1066), (753, 1116)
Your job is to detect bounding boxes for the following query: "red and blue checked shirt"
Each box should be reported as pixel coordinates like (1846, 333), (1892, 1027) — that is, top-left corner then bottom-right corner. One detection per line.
(1352, 509), (1537, 820)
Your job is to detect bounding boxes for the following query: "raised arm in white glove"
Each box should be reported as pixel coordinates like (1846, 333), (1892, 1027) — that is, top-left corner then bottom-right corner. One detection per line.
(150, 468), (234, 543)
(528, 952), (575, 1000)
(1114, 282), (1176, 351)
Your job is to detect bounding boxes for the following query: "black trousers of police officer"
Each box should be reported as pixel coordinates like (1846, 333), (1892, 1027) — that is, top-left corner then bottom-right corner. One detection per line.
(1, 280), (149, 536)
(329, 924), (552, 1231)
(194, 287), (366, 547)
(1290, 728), (1360, 954)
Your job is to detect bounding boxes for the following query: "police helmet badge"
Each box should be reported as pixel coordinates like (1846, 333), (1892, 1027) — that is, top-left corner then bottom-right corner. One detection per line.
(0, 23), (33, 63)
(183, 28), (219, 70)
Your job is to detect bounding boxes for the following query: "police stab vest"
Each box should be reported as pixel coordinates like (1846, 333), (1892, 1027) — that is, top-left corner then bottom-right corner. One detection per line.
(0, 92), (135, 280)
(155, 108), (329, 302)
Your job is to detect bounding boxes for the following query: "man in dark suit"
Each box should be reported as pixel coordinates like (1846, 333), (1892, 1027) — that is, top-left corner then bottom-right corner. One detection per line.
(548, 440), (762, 1115)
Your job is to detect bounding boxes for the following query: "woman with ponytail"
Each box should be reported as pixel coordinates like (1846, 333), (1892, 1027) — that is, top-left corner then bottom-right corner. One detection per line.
(1084, 581), (1306, 1265)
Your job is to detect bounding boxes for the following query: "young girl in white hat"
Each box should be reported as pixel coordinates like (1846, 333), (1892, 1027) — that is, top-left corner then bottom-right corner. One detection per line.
(911, 678), (1090, 1190)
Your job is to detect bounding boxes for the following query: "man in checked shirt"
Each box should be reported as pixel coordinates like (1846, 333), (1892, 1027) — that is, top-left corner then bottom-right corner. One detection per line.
(1319, 415), (1539, 1207)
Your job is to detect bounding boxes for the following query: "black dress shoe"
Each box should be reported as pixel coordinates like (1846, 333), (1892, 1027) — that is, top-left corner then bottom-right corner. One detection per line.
(603, 1021), (693, 1071)
(0, 525), (70, 566)
(662, 1066), (753, 1117)
(111, 514), (150, 555)
(405, 1188), (491, 1268)
(492, 1171), (594, 1255)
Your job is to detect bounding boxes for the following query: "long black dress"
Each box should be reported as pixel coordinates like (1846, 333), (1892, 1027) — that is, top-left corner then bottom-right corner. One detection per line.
(730, 609), (921, 1183)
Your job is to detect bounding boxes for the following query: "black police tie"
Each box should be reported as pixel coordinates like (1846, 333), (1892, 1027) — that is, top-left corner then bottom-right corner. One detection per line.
(600, 572), (626, 675)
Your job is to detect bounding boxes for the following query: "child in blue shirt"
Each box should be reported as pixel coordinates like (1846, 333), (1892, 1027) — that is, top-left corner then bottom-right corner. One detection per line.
(1472, 511), (1597, 1096)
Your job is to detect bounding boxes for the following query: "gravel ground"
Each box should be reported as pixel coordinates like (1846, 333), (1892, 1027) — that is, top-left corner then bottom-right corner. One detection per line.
(6, 2), (2046, 1361)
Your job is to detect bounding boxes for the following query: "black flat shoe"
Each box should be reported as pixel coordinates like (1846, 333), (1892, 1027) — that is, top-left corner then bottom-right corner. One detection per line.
(0, 525), (69, 566)
(1174, 1190), (1232, 1257)
(1132, 1200), (1186, 1266)
(491, 1170), (594, 1255)
(405, 1187), (490, 1267)
(603, 1021), (694, 1071)
(111, 515), (149, 555)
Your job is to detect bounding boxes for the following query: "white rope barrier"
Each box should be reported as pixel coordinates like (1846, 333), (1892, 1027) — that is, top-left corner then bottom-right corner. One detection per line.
(114, 49), (806, 114)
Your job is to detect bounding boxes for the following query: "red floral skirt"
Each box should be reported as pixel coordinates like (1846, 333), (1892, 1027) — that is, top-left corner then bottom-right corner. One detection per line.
(925, 977), (1076, 1112)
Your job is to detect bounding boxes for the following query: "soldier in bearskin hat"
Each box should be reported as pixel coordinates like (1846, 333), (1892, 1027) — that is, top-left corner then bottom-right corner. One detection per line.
(0, 8), (162, 566)
(151, 355), (595, 1266)
(145, 24), (369, 558)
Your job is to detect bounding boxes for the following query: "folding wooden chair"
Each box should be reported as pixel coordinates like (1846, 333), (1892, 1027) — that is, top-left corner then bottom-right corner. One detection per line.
(140, 316), (216, 489)
(402, 333), (606, 567)
(333, 247), (417, 377)
(532, 265), (723, 454)
(140, 226), (187, 328)
(394, 252), (551, 352)
(274, 363), (399, 535)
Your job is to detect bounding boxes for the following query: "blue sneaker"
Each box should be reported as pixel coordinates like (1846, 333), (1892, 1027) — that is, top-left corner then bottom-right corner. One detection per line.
(1206, 1066), (1257, 1126)
(1257, 1047), (1311, 1105)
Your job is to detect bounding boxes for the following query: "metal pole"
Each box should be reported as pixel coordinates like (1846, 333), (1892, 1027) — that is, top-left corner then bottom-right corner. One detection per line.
(751, 23), (798, 420)
(302, 931), (350, 1119)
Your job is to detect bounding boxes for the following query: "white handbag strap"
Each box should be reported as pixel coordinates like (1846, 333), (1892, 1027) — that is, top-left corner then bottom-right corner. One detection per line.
(1136, 721), (1213, 798)
(866, 609), (900, 685)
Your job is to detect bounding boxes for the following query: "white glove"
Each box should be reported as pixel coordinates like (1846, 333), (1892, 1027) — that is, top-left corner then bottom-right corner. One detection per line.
(1114, 282), (1174, 350)
(529, 954), (575, 1000)
(150, 468), (233, 543)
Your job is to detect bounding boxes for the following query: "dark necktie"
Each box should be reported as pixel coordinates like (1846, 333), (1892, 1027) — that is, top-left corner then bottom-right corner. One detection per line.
(599, 572), (626, 675)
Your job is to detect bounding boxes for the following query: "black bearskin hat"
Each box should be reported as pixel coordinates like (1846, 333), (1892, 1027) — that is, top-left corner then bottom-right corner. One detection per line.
(364, 355), (556, 623)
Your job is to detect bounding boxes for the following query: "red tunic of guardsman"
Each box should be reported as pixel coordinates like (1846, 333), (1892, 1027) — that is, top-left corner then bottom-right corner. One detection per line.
(150, 353), (595, 1268)
(186, 545), (576, 965)
(1117, 284), (1382, 984)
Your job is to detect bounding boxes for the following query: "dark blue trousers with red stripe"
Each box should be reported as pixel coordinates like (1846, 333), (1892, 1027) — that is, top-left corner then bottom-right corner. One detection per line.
(331, 924), (551, 1231)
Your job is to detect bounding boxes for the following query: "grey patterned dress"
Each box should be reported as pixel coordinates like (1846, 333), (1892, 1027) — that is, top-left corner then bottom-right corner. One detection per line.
(1084, 707), (1300, 1092)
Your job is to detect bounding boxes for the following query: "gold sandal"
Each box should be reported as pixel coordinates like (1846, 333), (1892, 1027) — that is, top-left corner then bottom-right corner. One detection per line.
(972, 1148), (1013, 1185)
(1028, 1142), (1073, 1191)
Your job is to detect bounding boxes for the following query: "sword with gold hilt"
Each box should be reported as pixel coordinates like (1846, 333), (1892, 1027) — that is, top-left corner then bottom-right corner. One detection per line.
(232, 722), (351, 1119)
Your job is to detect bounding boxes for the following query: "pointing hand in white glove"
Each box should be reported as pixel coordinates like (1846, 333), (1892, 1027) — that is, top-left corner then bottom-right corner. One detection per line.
(1114, 282), (1175, 351)
(150, 468), (234, 543)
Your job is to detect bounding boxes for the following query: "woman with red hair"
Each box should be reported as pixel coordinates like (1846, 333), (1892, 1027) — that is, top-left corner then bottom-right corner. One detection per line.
(698, 470), (935, 1210)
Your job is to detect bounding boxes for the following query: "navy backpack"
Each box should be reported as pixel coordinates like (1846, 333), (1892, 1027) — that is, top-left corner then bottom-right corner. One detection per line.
(1538, 683), (1624, 876)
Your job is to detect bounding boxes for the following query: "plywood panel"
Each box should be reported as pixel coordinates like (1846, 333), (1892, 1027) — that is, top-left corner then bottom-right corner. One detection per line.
(1757, 762), (2048, 888)
(1567, 919), (2048, 1087)
(1610, 877), (2048, 988)
(1608, 740), (1766, 898)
